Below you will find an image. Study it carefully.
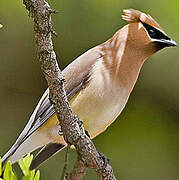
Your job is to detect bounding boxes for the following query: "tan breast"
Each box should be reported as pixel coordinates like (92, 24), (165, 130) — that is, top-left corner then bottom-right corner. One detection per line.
(70, 58), (130, 138)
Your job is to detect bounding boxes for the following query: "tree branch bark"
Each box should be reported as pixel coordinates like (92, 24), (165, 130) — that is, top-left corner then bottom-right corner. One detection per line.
(68, 158), (88, 180)
(22, 0), (116, 179)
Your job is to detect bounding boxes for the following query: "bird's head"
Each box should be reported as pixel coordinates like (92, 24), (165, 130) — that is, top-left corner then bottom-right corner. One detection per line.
(121, 9), (177, 57)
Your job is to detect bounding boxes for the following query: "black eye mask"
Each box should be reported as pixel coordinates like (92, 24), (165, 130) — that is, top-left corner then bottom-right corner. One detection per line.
(142, 22), (170, 41)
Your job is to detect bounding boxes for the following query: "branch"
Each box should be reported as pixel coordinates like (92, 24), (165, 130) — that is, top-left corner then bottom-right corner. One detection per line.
(68, 158), (87, 180)
(22, 0), (116, 179)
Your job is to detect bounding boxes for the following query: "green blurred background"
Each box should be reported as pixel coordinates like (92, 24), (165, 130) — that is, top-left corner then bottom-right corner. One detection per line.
(0, 0), (178, 179)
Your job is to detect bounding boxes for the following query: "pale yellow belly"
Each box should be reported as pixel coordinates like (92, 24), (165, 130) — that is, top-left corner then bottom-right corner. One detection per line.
(70, 89), (122, 138)
(40, 85), (128, 143)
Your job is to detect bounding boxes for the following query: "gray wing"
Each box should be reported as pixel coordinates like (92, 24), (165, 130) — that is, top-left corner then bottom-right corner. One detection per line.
(1, 77), (86, 164)
(23, 82), (86, 142)
(1, 46), (102, 163)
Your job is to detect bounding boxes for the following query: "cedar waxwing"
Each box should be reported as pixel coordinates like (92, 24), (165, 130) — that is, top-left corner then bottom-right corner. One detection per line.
(1, 9), (177, 169)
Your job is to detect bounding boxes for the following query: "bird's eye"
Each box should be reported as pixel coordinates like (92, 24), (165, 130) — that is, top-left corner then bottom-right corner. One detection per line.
(149, 29), (156, 37)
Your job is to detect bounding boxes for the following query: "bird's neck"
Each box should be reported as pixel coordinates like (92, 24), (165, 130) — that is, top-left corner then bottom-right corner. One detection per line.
(101, 29), (147, 92)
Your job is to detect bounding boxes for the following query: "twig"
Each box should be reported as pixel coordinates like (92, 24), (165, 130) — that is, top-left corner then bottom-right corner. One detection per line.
(22, 0), (116, 179)
(67, 158), (87, 180)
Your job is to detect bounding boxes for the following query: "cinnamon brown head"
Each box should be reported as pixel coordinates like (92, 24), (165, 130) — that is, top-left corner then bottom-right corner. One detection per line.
(122, 9), (177, 54)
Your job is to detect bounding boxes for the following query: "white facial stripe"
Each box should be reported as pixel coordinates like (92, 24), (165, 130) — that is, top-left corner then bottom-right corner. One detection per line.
(138, 22), (143, 30)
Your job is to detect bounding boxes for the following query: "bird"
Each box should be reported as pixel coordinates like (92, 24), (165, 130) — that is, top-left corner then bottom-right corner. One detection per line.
(1, 9), (177, 170)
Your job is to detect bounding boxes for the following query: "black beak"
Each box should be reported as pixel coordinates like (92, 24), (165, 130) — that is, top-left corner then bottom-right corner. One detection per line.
(154, 38), (177, 50)
(162, 39), (178, 47)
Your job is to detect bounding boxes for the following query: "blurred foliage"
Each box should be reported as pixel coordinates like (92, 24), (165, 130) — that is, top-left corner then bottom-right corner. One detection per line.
(0, 155), (40, 180)
(0, 0), (178, 180)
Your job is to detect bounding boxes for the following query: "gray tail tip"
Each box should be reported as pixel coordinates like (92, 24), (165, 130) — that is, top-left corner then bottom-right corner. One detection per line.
(1, 152), (10, 165)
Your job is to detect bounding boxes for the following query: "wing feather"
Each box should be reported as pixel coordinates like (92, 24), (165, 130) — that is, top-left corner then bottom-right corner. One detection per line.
(2, 46), (102, 163)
